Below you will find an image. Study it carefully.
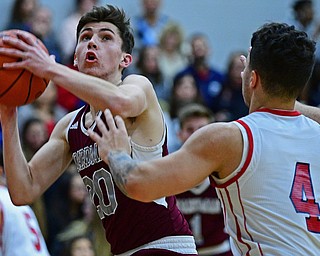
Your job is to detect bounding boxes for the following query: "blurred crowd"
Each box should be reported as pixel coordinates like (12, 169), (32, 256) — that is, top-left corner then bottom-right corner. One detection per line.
(1, 0), (320, 255)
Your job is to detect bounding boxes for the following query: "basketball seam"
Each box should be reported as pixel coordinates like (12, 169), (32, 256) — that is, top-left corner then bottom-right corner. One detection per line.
(0, 69), (25, 98)
(24, 73), (33, 105)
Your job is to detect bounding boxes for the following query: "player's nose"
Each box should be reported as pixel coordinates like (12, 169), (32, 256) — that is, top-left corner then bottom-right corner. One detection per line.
(87, 38), (98, 49)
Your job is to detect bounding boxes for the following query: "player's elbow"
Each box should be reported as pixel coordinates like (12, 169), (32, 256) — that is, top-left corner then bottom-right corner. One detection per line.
(9, 190), (35, 206)
(104, 95), (133, 117)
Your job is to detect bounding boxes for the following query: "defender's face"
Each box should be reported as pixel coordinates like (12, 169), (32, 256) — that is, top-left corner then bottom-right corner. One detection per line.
(74, 22), (125, 79)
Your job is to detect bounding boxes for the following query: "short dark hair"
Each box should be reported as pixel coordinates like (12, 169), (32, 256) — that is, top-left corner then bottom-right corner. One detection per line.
(76, 5), (134, 54)
(178, 103), (214, 128)
(250, 22), (315, 99)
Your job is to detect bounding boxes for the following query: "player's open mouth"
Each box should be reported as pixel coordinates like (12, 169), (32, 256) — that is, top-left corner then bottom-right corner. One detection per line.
(86, 52), (97, 62)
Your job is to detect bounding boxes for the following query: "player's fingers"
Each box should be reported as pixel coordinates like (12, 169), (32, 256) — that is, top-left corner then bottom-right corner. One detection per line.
(87, 128), (102, 143)
(0, 46), (23, 59)
(114, 115), (127, 135)
(16, 30), (38, 47)
(240, 55), (246, 66)
(95, 115), (109, 136)
(49, 55), (56, 63)
(103, 109), (117, 132)
(2, 35), (29, 52)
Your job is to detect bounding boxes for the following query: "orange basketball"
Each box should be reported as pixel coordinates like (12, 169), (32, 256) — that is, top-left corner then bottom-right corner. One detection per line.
(0, 29), (49, 106)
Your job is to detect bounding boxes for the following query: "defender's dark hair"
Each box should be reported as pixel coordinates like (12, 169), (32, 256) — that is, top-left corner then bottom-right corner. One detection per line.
(76, 5), (134, 54)
(249, 22), (315, 99)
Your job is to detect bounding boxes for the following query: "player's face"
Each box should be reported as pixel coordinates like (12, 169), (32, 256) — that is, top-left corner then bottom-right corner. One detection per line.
(178, 117), (210, 144)
(71, 238), (94, 256)
(74, 22), (129, 80)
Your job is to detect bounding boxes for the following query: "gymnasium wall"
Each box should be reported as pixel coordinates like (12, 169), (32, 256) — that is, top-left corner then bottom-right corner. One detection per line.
(0, 0), (319, 72)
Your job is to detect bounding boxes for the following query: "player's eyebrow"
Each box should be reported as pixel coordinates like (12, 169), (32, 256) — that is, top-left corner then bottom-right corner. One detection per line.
(80, 27), (115, 35)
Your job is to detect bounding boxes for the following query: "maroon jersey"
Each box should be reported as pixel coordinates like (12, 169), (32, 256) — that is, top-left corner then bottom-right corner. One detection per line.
(67, 105), (193, 255)
(176, 178), (231, 254)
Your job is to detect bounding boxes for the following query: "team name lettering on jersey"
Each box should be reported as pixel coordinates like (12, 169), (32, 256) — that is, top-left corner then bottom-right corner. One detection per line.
(72, 143), (102, 171)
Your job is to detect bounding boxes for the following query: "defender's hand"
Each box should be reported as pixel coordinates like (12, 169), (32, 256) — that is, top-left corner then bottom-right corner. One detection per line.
(88, 109), (131, 164)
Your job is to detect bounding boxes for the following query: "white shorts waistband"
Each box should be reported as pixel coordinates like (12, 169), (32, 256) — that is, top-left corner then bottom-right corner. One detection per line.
(115, 235), (197, 256)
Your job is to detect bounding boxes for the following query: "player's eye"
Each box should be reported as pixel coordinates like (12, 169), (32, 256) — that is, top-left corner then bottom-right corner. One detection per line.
(80, 34), (91, 41)
(102, 35), (111, 41)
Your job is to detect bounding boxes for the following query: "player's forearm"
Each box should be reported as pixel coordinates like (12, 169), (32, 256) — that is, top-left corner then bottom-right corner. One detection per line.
(295, 101), (320, 124)
(1, 111), (36, 205)
(47, 63), (123, 112)
(108, 151), (153, 202)
(108, 151), (138, 196)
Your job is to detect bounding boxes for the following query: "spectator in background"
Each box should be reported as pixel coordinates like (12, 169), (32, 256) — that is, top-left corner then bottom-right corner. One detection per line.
(175, 33), (225, 114)
(56, 0), (96, 112)
(6, 0), (38, 32)
(132, 0), (171, 52)
(58, 0), (98, 65)
(47, 168), (91, 256)
(291, 0), (319, 41)
(290, 0), (320, 106)
(175, 103), (232, 256)
(21, 117), (49, 240)
(62, 235), (96, 256)
(21, 117), (49, 162)
(30, 6), (62, 63)
(158, 22), (189, 89)
(215, 51), (248, 121)
(166, 73), (204, 152)
(128, 45), (170, 103)
(18, 82), (67, 136)
(0, 150), (50, 256)
(305, 58), (320, 106)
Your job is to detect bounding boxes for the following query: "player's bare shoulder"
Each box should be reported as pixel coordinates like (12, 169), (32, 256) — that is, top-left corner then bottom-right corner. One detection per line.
(123, 74), (156, 95)
(183, 122), (243, 178)
(50, 110), (80, 140)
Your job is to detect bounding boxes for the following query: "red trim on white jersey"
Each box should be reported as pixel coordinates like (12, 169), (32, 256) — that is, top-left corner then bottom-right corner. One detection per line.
(212, 119), (254, 189)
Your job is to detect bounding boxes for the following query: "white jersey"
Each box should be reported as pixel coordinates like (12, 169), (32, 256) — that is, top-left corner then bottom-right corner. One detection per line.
(0, 186), (50, 256)
(212, 108), (320, 256)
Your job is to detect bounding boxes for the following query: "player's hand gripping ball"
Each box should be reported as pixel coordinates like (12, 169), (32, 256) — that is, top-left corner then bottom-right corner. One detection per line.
(0, 29), (49, 106)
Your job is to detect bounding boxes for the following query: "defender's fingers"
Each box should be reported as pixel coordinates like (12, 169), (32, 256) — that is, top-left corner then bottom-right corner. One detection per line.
(87, 128), (102, 143)
(95, 115), (110, 135)
(114, 115), (128, 135)
(103, 109), (117, 131)
(240, 55), (246, 66)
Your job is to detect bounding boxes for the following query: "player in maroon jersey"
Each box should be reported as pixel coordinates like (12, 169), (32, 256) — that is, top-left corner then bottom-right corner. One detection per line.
(0, 4), (197, 256)
(174, 103), (232, 256)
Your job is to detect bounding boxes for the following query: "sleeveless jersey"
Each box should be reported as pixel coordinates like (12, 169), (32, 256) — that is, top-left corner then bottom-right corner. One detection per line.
(67, 105), (195, 255)
(211, 108), (320, 255)
(176, 178), (231, 255)
(0, 186), (50, 256)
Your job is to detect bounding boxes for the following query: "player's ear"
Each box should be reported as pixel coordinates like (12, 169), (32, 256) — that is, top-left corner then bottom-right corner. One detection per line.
(73, 54), (78, 67)
(120, 53), (132, 68)
(250, 70), (258, 88)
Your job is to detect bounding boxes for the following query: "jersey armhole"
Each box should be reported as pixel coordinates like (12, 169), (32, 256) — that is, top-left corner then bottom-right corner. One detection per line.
(212, 120), (252, 187)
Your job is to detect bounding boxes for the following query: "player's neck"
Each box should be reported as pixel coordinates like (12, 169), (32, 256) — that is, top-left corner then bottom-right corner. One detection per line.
(249, 98), (295, 113)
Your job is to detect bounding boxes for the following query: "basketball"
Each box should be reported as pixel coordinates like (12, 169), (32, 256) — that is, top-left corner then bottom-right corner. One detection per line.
(0, 29), (49, 106)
